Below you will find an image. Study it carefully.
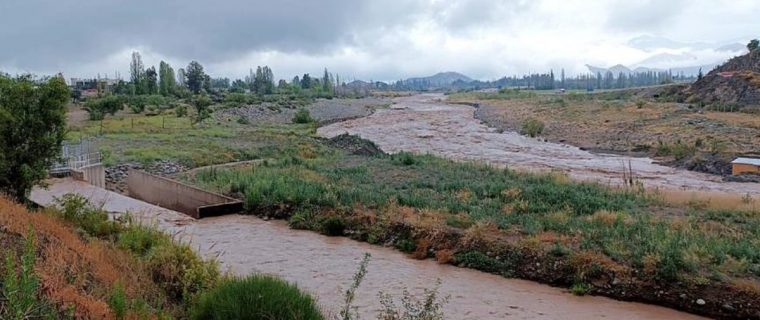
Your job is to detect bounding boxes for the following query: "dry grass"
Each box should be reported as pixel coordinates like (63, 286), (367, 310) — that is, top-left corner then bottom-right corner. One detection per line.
(0, 197), (166, 319)
(654, 189), (759, 212)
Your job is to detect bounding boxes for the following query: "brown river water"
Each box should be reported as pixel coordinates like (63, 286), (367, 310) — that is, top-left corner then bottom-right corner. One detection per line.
(318, 94), (760, 196)
(32, 178), (705, 319)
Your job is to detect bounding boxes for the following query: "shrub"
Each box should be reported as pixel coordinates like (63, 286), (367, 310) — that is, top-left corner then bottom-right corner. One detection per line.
(520, 118), (545, 137)
(52, 194), (122, 238)
(319, 216), (346, 236)
(175, 104), (188, 117)
(236, 116), (250, 125)
(190, 275), (323, 320)
(289, 209), (316, 230)
(147, 242), (220, 303)
(83, 95), (126, 120)
(393, 152), (417, 166)
(293, 108), (315, 124)
(454, 251), (510, 275)
(570, 282), (592, 296)
(116, 224), (170, 257)
(378, 282), (447, 320)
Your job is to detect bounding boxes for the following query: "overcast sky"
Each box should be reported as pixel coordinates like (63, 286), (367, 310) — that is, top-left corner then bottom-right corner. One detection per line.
(1, 0), (758, 81)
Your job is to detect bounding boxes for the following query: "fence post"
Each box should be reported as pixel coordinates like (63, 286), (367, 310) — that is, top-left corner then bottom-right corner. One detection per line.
(162, 117), (165, 129)
(131, 118), (134, 128)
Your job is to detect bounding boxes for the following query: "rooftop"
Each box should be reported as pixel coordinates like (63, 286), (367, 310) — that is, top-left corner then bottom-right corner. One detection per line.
(731, 157), (760, 166)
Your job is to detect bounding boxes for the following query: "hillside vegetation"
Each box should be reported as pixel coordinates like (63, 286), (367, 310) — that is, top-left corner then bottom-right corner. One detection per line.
(0, 196), (337, 319)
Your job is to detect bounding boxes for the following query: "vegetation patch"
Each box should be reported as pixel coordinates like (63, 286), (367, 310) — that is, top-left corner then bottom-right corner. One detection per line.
(190, 275), (323, 320)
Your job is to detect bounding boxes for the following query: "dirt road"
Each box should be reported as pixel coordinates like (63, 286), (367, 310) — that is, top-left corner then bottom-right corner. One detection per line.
(318, 94), (760, 195)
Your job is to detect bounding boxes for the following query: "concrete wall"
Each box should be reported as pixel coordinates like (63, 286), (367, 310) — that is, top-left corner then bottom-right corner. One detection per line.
(127, 169), (242, 218)
(732, 163), (760, 175)
(71, 164), (105, 188)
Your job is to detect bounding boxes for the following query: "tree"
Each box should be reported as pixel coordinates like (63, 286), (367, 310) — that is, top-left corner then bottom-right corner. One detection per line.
(176, 68), (186, 88)
(0, 74), (69, 202)
(159, 61), (176, 96)
(252, 66), (274, 95)
(191, 94), (212, 124)
(130, 51), (145, 94)
(747, 39), (759, 52)
(300, 74), (312, 89)
(697, 67), (704, 81)
(322, 68), (333, 94)
(145, 66), (158, 94)
(185, 61), (206, 94)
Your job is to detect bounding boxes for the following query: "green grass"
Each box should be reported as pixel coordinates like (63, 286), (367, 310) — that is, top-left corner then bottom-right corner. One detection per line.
(67, 114), (319, 167)
(190, 141), (760, 282)
(1, 230), (58, 320)
(190, 275), (323, 320)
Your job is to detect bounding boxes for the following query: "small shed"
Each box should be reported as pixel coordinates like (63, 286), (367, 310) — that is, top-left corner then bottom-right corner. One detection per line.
(731, 157), (760, 175)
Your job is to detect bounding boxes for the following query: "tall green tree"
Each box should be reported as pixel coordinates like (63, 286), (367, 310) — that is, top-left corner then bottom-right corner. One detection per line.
(300, 73), (312, 89)
(185, 61), (206, 94)
(176, 68), (186, 88)
(252, 66), (274, 95)
(0, 75), (69, 202)
(130, 51), (145, 94)
(322, 68), (333, 95)
(158, 61), (176, 96)
(145, 66), (158, 94)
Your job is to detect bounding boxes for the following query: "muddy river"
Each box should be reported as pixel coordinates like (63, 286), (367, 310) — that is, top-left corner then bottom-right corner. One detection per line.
(32, 180), (704, 319)
(318, 94), (760, 195)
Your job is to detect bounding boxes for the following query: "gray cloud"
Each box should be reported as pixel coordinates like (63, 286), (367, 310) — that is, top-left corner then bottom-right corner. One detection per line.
(0, 0), (379, 69)
(1, 0), (757, 80)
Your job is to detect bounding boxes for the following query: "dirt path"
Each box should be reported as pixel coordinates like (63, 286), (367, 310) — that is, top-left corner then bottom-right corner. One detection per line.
(30, 179), (705, 320)
(318, 94), (760, 195)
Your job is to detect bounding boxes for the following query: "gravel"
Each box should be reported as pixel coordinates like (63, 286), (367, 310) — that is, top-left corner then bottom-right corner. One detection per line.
(214, 97), (389, 125)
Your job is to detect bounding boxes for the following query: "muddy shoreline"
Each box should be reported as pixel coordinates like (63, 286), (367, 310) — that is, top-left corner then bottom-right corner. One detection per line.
(467, 98), (746, 178)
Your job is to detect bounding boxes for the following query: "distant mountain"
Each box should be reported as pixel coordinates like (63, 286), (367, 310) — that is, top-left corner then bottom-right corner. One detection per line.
(402, 72), (473, 87)
(635, 52), (698, 67)
(587, 63), (716, 77)
(586, 64), (633, 75)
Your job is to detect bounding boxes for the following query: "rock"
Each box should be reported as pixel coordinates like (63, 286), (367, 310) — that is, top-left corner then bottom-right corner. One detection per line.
(696, 299), (706, 306)
(722, 303), (735, 311)
(679, 293), (687, 299)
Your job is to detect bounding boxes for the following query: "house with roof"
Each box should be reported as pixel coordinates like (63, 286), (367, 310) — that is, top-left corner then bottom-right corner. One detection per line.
(731, 157), (760, 175)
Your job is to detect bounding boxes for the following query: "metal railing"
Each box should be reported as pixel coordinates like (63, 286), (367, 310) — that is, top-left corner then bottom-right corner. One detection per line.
(49, 139), (102, 174)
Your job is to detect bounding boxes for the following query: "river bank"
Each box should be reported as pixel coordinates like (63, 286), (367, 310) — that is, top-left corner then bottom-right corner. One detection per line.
(30, 179), (707, 319)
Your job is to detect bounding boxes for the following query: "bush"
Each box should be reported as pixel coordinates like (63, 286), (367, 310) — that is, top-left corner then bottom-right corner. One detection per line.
(147, 243), (220, 303)
(293, 108), (315, 124)
(319, 216), (346, 236)
(190, 275), (323, 320)
(52, 194), (122, 238)
(116, 224), (169, 257)
(393, 152), (417, 166)
(520, 118), (545, 137)
(175, 104), (188, 117)
(83, 95), (126, 120)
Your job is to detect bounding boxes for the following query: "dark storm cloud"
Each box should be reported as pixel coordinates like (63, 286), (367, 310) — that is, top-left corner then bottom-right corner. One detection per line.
(0, 0), (393, 70)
